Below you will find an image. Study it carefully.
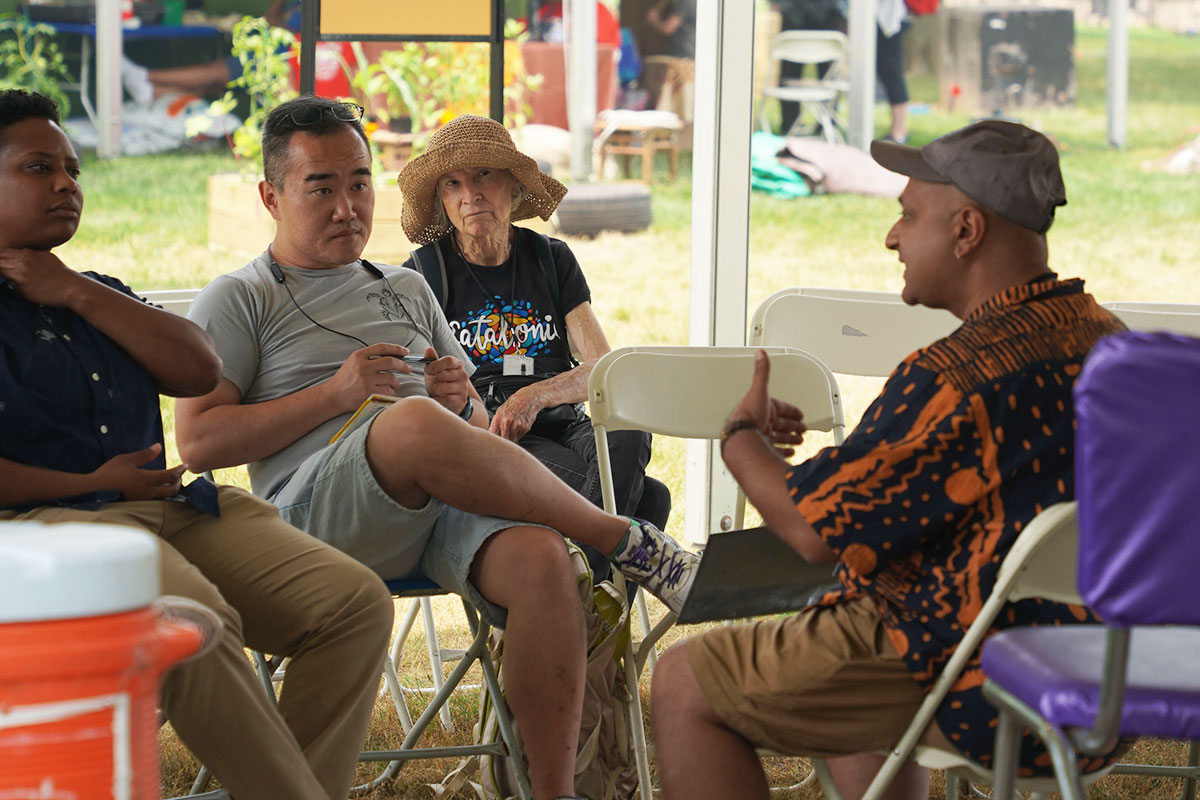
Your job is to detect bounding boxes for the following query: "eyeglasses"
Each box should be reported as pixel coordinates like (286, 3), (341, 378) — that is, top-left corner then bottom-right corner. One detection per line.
(285, 102), (364, 127)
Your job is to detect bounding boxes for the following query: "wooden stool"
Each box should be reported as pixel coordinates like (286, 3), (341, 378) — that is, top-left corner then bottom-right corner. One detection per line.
(596, 120), (680, 184)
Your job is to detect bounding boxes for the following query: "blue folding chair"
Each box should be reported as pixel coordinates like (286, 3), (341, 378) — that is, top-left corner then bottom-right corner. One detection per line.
(982, 330), (1200, 800)
(170, 579), (530, 799)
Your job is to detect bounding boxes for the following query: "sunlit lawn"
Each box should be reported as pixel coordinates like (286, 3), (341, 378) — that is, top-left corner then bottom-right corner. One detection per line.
(51, 22), (1200, 798)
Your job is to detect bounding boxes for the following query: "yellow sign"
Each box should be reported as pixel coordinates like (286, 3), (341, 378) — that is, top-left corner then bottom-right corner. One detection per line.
(321, 0), (493, 38)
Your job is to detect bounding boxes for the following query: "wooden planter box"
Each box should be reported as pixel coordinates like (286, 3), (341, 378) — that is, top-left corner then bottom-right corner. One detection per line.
(208, 173), (553, 263)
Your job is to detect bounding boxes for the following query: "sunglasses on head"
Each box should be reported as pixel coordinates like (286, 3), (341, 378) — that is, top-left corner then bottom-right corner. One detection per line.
(285, 102), (364, 126)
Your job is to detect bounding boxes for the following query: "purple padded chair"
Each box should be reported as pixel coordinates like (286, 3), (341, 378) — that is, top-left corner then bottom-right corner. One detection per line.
(981, 331), (1200, 800)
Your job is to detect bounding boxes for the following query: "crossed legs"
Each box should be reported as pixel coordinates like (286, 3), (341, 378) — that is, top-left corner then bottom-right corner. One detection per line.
(366, 397), (697, 798)
(366, 397), (631, 553)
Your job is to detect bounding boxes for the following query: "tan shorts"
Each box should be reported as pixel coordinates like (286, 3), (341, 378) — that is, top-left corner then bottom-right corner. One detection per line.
(688, 594), (955, 759)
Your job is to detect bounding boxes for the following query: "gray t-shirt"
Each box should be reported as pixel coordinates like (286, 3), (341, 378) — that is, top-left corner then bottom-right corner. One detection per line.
(188, 252), (472, 500)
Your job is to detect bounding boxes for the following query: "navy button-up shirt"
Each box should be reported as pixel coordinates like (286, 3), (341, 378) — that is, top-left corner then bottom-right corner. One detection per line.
(0, 272), (217, 514)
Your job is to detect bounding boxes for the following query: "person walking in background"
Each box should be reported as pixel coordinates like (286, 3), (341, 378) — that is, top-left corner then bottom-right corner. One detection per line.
(646, 0), (697, 59)
(876, 0), (911, 143)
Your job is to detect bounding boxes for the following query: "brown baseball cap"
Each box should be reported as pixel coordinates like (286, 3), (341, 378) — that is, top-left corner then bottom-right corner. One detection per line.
(870, 120), (1067, 234)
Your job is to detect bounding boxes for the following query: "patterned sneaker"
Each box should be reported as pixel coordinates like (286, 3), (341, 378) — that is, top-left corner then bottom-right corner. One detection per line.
(609, 518), (698, 615)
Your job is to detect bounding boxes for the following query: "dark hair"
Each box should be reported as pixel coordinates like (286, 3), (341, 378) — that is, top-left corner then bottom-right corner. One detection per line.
(0, 90), (61, 150)
(261, 95), (369, 188)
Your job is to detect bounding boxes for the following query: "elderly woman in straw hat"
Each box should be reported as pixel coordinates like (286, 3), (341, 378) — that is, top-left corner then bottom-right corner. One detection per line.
(398, 115), (670, 575)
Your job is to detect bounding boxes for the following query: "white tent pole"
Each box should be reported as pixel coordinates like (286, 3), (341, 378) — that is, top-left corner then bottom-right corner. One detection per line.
(566, 0), (598, 179)
(847, 0), (878, 149)
(684, 0), (755, 546)
(96, 0), (123, 158)
(1106, 0), (1128, 149)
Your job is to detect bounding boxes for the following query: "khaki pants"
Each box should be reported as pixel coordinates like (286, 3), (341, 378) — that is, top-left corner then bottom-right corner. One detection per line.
(2, 487), (394, 800)
(689, 594), (954, 759)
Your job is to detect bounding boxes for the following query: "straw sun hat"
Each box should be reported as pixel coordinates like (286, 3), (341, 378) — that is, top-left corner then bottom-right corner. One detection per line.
(397, 115), (568, 246)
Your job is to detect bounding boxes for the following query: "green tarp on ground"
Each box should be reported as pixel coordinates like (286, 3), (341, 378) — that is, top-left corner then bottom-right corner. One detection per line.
(750, 131), (811, 199)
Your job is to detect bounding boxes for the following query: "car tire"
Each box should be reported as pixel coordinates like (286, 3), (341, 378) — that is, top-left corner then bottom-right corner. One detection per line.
(554, 182), (653, 237)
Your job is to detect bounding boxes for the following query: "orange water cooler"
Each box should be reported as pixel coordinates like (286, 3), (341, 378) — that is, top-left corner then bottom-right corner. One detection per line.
(0, 523), (207, 800)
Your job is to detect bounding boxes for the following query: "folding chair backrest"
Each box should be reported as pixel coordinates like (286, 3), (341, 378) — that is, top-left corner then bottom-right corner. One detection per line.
(139, 288), (202, 317)
(749, 287), (960, 378)
(588, 345), (844, 443)
(1074, 331), (1200, 626)
(771, 30), (849, 74)
(1101, 301), (1200, 338)
(588, 345), (845, 800)
(997, 502), (1081, 606)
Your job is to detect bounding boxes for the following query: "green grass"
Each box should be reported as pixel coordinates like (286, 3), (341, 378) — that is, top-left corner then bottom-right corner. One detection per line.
(51, 22), (1200, 797)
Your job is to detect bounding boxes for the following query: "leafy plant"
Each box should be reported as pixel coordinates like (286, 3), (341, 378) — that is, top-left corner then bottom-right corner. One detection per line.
(351, 19), (541, 154)
(189, 16), (297, 173)
(0, 14), (73, 116)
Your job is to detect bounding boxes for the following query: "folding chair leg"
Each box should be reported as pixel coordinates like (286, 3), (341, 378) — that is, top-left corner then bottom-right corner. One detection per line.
(990, 710), (1020, 800)
(382, 644), (416, 733)
(811, 758), (844, 800)
(188, 766), (212, 795)
(634, 590), (658, 671)
(354, 599), (532, 800)
(387, 597), (475, 733)
(624, 636), (654, 800)
(473, 608), (533, 800)
(390, 594), (423, 668)
(1179, 740), (1200, 800)
(419, 596), (454, 730)
(251, 650), (277, 705)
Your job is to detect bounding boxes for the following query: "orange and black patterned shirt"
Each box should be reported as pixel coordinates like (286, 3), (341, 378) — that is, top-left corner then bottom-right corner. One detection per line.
(785, 277), (1125, 774)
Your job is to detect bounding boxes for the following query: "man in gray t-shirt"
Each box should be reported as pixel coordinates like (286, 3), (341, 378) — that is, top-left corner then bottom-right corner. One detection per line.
(174, 96), (697, 800)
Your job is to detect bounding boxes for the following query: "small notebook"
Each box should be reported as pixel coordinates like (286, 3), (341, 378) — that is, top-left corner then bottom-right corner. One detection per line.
(329, 394), (398, 444)
(675, 526), (841, 625)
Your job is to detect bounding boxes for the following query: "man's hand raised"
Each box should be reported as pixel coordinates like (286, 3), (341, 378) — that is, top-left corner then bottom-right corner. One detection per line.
(91, 444), (188, 501)
(727, 350), (807, 458)
(324, 343), (415, 413)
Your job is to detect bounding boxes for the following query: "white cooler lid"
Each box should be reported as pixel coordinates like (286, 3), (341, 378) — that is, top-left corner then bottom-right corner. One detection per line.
(0, 522), (160, 623)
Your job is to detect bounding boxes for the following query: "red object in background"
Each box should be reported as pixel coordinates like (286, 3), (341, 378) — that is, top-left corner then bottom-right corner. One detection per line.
(521, 42), (618, 130)
(536, 1), (622, 50)
(289, 39), (354, 98)
(904, 0), (939, 14)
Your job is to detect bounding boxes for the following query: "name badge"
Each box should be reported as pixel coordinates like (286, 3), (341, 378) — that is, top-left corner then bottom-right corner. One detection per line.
(503, 354), (535, 376)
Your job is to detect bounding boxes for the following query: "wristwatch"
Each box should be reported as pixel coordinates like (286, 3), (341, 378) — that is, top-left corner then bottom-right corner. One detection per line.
(719, 418), (760, 452)
(458, 398), (474, 422)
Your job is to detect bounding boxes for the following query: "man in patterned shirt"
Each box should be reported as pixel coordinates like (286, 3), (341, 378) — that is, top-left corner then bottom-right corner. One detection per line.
(651, 121), (1126, 800)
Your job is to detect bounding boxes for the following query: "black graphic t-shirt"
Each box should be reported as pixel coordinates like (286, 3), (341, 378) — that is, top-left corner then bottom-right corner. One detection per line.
(426, 228), (591, 381)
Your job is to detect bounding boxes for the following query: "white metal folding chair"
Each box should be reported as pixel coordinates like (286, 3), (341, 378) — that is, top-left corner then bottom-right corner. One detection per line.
(588, 345), (845, 800)
(170, 578), (530, 800)
(759, 30), (851, 143)
(1102, 300), (1200, 338)
(749, 287), (961, 378)
(811, 502), (1115, 800)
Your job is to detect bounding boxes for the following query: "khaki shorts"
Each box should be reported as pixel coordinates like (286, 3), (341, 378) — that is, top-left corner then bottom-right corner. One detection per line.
(688, 594), (955, 759)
